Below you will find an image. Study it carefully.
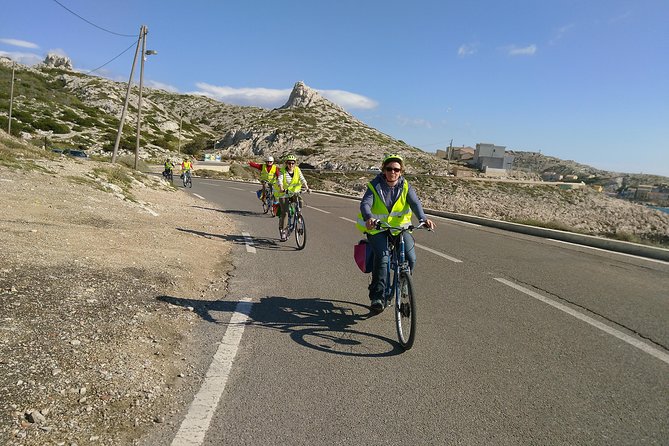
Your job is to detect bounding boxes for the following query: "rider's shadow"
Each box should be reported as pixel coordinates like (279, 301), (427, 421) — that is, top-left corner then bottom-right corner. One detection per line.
(191, 205), (262, 218)
(157, 295), (403, 357)
(176, 227), (301, 251)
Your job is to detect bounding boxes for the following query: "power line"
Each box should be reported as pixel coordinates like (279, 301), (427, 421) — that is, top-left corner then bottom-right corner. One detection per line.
(85, 38), (141, 75)
(51, 0), (137, 37)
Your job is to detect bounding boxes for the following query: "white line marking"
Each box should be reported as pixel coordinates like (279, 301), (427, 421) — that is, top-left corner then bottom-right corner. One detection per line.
(547, 239), (669, 265)
(229, 187), (244, 191)
(415, 243), (462, 263)
(494, 278), (669, 366)
(171, 298), (253, 446)
(339, 217), (357, 224)
(192, 193), (205, 200)
(241, 231), (256, 254)
(306, 205), (330, 214)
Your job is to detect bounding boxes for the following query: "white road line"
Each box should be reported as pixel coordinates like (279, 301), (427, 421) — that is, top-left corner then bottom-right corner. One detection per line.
(171, 298), (253, 446)
(547, 239), (669, 265)
(229, 187), (244, 191)
(415, 243), (462, 263)
(306, 205), (330, 214)
(339, 217), (357, 224)
(494, 278), (669, 366)
(192, 193), (205, 200)
(241, 231), (256, 253)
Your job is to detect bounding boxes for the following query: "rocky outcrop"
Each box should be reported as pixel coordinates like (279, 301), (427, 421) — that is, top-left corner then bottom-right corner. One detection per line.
(40, 53), (73, 70)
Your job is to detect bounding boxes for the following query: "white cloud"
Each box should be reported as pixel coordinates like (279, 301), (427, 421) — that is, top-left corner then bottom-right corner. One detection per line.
(192, 83), (378, 110)
(0, 50), (42, 65)
(549, 24), (574, 45)
(46, 48), (69, 57)
(192, 83), (291, 108)
(318, 89), (377, 109)
(0, 38), (39, 49)
(506, 44), (537, 56)
(145, 80), (179, 93)
(397, 115), (432, 129)
(457, 43), (477, 57)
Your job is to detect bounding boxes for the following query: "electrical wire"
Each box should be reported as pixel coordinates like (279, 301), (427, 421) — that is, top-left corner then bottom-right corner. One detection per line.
(51, 0), (137, 37)
(85, 38), (140, 75)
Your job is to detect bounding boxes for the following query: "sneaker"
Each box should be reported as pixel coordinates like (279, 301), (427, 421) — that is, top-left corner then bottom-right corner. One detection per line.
(370, 299), (384, 314)
(279, 229), (287, 242)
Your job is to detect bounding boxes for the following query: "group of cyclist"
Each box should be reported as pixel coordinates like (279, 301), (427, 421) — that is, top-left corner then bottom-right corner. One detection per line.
(249, 152), (434, 313)
(163, 157), (194, 181)
(249, 154), (311, 242)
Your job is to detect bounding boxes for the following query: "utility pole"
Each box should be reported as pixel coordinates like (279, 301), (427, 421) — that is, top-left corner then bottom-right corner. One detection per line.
(177, 108), (183, 156)
(446, 139), (453, 173)
(111, 26), (143, 164)
(134, 25), (148, 170)
(8, 62), (16, 134)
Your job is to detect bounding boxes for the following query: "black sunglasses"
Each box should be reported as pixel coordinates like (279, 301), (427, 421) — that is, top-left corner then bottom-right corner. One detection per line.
(384, 167), (401, 173)
(286, 161), (295, 165)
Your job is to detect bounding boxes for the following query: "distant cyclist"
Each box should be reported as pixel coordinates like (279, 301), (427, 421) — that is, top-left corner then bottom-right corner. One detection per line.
(163, 158), (174, 179)
(181, 157), (193, 179)
(356, 154), (435, 313)
(276, 155), (311, 241)
(248, 155), (278, 202)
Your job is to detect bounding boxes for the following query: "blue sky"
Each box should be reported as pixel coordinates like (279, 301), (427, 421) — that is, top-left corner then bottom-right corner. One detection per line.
(2, 0), (668, 176)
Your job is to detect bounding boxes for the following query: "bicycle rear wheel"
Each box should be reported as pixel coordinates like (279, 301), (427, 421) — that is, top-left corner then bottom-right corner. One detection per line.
(295, 214), (306, 250)
(395, 272), (416, 349)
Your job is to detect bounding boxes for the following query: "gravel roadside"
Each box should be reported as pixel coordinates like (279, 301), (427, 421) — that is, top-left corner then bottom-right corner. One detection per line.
(0, 151), (235, 445)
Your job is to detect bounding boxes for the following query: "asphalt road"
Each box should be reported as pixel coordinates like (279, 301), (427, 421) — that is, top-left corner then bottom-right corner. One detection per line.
(161, 179), (669, 446)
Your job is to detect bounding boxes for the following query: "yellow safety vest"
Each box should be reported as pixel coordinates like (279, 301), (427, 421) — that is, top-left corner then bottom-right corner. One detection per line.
(260, 164), (277, 183)
(275, 166), (302, 198)
(356, 181), (412, 235)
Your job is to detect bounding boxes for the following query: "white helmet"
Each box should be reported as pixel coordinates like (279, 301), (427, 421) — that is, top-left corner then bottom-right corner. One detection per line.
(266, 156), (274, 163)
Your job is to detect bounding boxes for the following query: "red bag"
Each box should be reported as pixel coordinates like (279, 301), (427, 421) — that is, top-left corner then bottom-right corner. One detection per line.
(354, 239), (373, 273)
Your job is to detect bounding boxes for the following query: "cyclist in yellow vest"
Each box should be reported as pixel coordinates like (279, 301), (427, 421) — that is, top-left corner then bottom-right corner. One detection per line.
(276, 154), (311, 241)
(248, 155), (278, 201)
(180, 157), (193, 179)
(356, 154), (435, 313)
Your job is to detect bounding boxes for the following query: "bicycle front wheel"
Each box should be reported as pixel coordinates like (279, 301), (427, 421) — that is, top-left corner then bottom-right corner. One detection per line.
(294, 214), (306, 250)
(262, 196), (270, 214)
(395, 272), (416, 350)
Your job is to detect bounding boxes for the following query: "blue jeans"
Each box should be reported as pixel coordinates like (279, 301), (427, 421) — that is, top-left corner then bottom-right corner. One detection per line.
(366, 231), (416, 301)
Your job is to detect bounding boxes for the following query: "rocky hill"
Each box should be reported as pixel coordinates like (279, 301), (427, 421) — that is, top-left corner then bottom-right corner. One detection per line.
(0, 56), (440, 172)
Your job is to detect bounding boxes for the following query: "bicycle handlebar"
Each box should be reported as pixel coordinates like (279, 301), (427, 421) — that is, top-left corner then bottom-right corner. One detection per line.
(374, 220), (433, 232)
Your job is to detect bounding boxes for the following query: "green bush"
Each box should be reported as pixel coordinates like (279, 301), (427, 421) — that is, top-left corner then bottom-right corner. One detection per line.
(33, 117), (70, 134)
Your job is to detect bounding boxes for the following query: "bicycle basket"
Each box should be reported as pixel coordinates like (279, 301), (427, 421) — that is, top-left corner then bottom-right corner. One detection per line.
(354, 239), (374, 273)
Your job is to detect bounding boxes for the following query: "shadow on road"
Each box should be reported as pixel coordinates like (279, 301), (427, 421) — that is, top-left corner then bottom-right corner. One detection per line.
(157, 295), (403, 357)
(191, 205), (262, 217)
(176, 227), (301, 251)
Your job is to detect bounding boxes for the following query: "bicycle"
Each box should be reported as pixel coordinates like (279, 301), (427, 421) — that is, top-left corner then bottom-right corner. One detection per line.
(284, 190), (307, 250)
(182, 170), (192, 188)
(261, 181), (276, 216)
(162, 168), (173, 183)
(373, 220), (432, 350)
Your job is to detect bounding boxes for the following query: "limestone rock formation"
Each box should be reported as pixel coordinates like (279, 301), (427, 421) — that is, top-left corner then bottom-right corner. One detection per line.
(41, 53), (74, 70)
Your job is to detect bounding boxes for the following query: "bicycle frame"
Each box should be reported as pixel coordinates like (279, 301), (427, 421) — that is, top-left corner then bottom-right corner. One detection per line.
(286, 192), (303, 232)
(384, 231), (411, 308)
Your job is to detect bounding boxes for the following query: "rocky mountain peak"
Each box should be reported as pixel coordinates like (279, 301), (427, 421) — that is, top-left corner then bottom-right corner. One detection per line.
(41, 53), (73, 70)
(280, 81), (344, 112)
